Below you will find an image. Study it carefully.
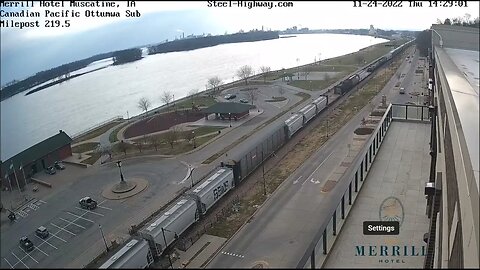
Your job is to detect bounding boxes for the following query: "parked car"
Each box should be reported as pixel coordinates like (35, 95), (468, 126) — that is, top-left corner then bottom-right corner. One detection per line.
(19, 236), (34, 252)
(79, 197), (97, 210)
(399, 87), (405, 94)
(35, 226), (49, 239)
(54, 161), (65, 170)
(45, 166), (56, 175)
(239, 98), (249, 103)
(224, 94), (236, 100)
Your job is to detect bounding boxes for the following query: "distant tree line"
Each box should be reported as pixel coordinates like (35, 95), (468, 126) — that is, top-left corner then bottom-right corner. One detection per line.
(148, 31), (279, 55)
(415, 14), (479, 57)
(2, 47), (143, 101)
(437, 14), (480, 28)
(1, 52), (114, 101)
(112, 48), (143, 65)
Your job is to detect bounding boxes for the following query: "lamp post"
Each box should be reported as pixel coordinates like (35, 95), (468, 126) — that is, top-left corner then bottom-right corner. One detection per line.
(429, 28), (443, 48)
(229, 113), (232, 127)
(99, 224), (109, 252)
(116, 161), (125, 183)
(192, 131), (196, 148)
(161, 227), (178, 269)
(262, 150), (266, 196)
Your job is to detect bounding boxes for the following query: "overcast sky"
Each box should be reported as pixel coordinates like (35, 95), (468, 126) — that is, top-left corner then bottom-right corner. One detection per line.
(1, 1), (479, 84)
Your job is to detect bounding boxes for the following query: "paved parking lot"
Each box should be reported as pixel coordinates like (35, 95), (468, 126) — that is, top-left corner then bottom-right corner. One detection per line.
(1, 200), (114, 269)
(13, 199), (47, 220)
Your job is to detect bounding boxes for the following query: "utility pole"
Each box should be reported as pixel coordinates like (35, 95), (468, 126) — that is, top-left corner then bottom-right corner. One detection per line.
(261, 150), (266, 196)
(161, 227), (176, 269)
(99, 224), (109, 253)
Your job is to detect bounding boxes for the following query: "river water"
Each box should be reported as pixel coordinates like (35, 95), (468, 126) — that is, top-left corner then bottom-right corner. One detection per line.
(1, 33), (387, 160)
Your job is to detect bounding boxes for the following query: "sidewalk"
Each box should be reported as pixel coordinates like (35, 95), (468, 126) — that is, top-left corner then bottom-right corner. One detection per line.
(172, 234), (226, 269)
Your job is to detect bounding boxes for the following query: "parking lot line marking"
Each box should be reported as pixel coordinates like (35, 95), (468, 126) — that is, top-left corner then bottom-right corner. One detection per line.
(59, 217), (86, 229)
(38, 200), (47, 204)
(66, 211), (94, 223)
(3, 257), (14, 268)
(35, 235), (58, 249)
(11, 251), (29, 269)
(50, 233), (67, 243)
(98, 200), (107, 205)
(21, 248), (39, 264)
(97, 205), (112, 210)
(29, 204), (39, 210)
(34, 247), (49, 257)
(75, 207), (104, 216)
(50, 222), (76, 236)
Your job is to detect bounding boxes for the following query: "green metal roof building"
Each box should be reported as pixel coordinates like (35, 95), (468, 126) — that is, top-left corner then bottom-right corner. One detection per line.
(202, 102), (254, 121)
(1, 130), (73, 191)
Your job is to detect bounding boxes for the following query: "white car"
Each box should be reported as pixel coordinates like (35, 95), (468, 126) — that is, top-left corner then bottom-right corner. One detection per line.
(79, 197), (97, 210)
(399, 87), (405, 94)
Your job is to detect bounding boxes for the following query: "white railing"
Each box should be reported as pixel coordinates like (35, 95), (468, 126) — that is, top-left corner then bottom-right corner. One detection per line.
(71, 115), (123, 139)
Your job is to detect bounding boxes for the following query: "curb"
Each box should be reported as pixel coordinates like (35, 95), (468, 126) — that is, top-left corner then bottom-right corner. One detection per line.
(63, 160), (89, 168)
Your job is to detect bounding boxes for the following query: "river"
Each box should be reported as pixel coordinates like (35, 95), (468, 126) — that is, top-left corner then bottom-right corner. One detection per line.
(0, 33), (387, 160)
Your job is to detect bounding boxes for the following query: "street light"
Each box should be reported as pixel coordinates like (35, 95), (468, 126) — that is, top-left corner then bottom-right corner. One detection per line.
(99, 224), (109, 252)
(161, 227), (179, 269)
(429, 28), (443, 48)
(192, 131), (196, 148)
(116, 161), (125, 182)
(229, 113), (232, 127)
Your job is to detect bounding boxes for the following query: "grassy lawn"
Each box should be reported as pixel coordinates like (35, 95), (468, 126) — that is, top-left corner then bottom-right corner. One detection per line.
(188, 126), (226, 137)
(81, 152), (102, 165)
(73, 121), (123, 143)
(131, 126), (225, 144)
(109, 122), (130, 143)
(265, 97), (287, 102)
(112, 132), (219, 157)
(71, 142), (100, 153)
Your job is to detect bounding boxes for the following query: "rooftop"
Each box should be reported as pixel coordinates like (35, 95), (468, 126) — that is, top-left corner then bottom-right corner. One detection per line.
(324, 121), (431, 268)
(1, 130), (72, 174)
(432, 25), (479, 191)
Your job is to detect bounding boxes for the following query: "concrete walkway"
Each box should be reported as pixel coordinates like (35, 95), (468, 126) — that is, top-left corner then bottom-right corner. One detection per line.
(173, 234), (227, 269)
(324, 121), (431, 268)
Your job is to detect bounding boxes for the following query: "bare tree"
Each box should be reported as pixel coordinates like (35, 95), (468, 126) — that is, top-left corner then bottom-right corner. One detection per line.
(259, 66), (271, 83)
(184, 130), (195, 145)
(135, 142), (143, 153)
(246, 87), (259, 105)
(97, 145), (112, 160)
(188, 88), (199, 99)
(207, 76), (222, 95)
(149, 136), (161, 151)
(137, 97), (151, 117)
(160, 90), (173, 107)
(463, 13), (471, 25)
(164, 126), (182, 149)
(237, 65), (253, 85)
(118, 140), (129, 155)
(302, 67), (311, 80)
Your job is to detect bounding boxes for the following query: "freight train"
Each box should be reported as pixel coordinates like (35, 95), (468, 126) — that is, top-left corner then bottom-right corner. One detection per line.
(100, 40), (412, 268)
